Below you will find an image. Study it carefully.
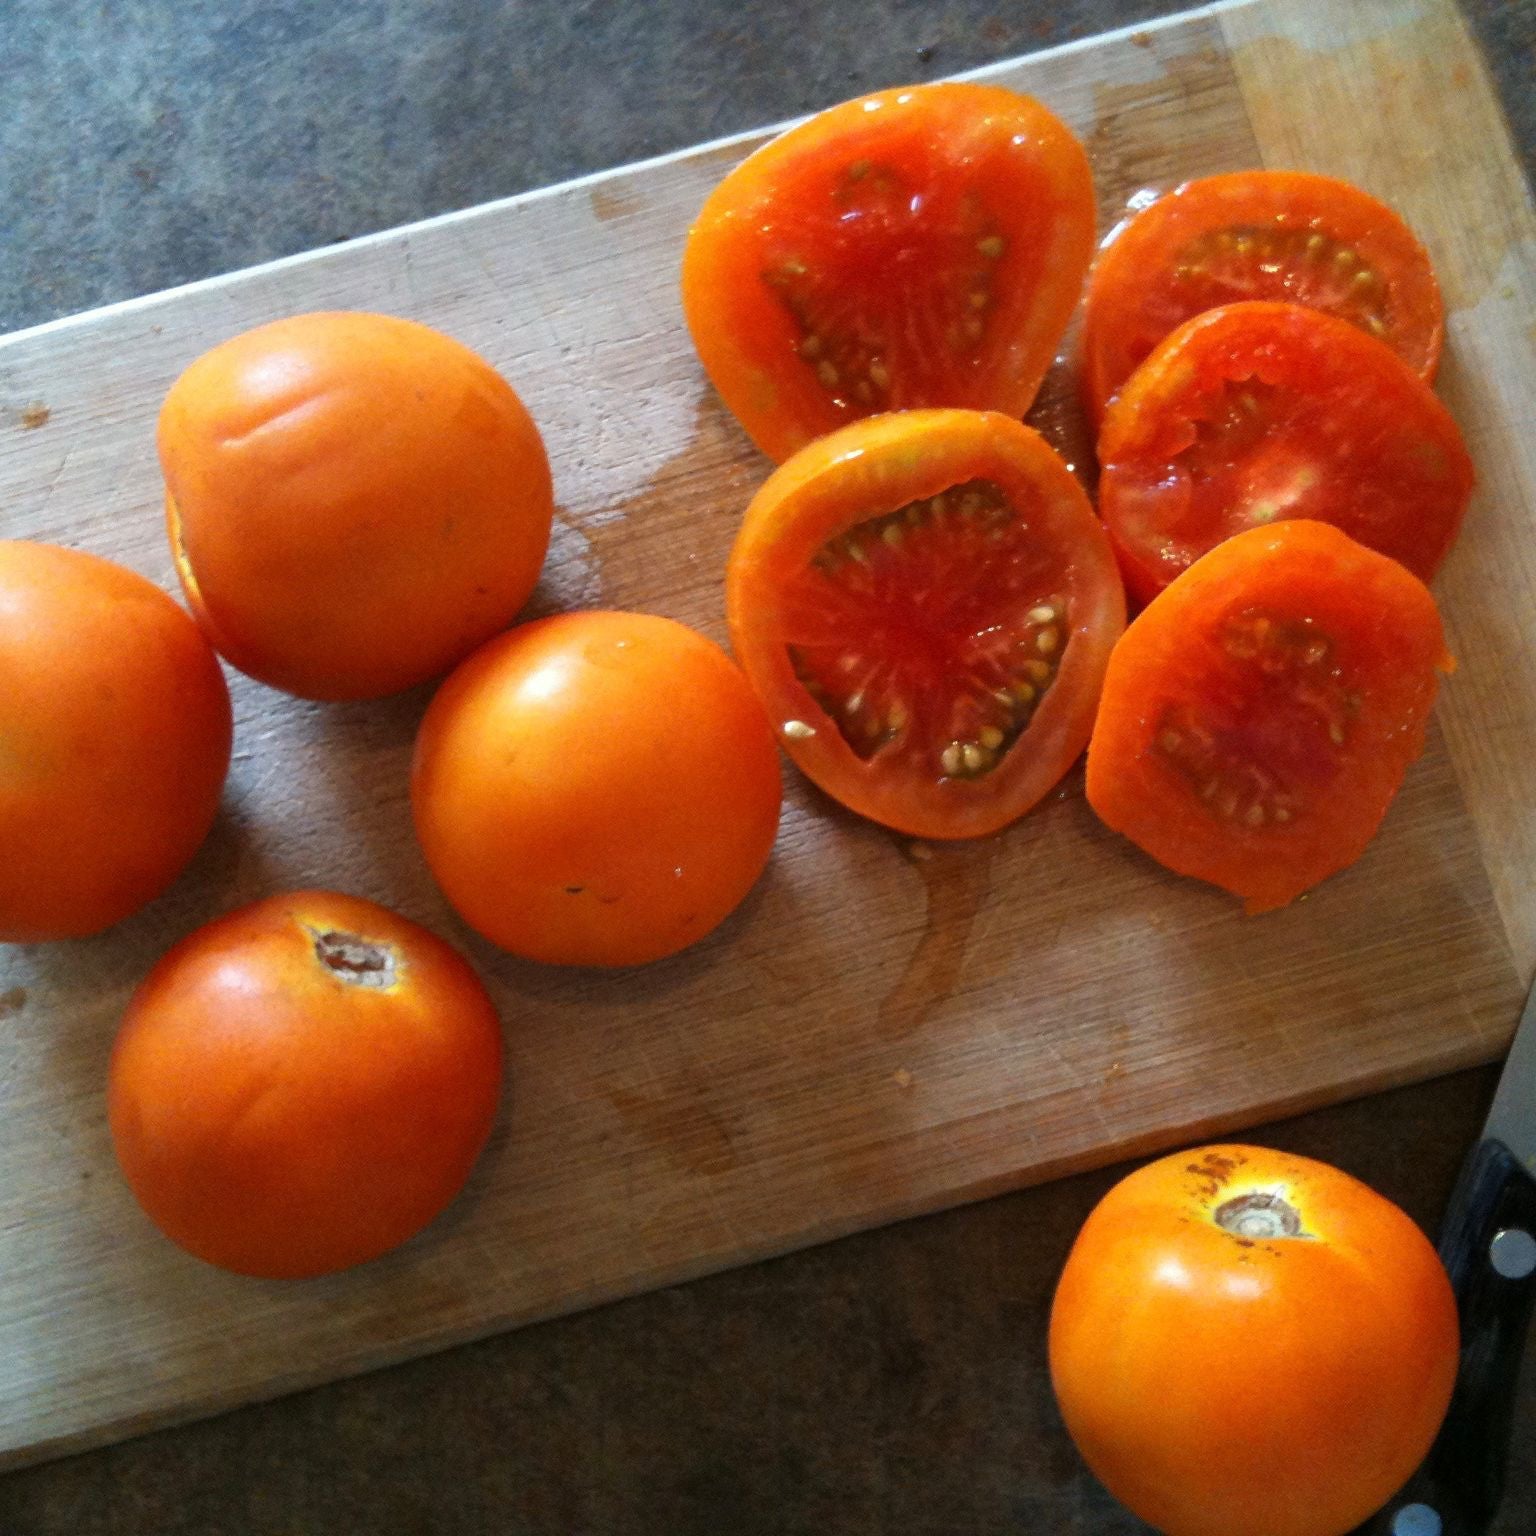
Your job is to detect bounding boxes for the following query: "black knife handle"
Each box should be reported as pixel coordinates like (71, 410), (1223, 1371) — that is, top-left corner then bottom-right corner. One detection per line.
(1357, 1137), (1536, 1535)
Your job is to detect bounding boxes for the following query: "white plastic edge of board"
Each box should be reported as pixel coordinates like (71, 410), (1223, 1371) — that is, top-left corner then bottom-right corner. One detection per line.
(0, 0), (1268, 352)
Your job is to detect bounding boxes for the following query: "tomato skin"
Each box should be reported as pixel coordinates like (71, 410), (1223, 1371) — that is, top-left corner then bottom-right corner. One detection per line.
(727, 409), (1126, 840)
(1083, 169), (1443, 422)
(682, 82), (1095, 462)
(1085, 521), (1450, 912)
(108, 890), (503, 1279)
(1098, 302), (1473, 606)
(157, 311), (554, 701)
(412, 611), (783, 967)
(1050, 1144), (1459, 1536)
(0, 541), (232, 942)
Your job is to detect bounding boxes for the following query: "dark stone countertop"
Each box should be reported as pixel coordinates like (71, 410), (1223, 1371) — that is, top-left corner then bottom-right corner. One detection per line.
(2, 2), (1534, 1533)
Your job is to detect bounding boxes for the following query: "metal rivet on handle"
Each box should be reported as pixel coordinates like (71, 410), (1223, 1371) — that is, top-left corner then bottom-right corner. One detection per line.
(1490, 1227), (1536, 1279)
(1392, 1504), (1442, 1536)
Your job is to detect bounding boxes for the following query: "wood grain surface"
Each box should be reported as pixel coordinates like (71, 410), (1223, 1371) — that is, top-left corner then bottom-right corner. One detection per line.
(1, 0), (1531, 1469)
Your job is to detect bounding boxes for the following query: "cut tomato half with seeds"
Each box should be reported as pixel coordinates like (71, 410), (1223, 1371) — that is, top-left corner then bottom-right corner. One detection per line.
(1082, 170), (1443, 422)
(726, 409), (1125, 839)
(682, 83), (1096, 462)
(1086, 520), (1451, 912)
(1097, 301), (1474, 605)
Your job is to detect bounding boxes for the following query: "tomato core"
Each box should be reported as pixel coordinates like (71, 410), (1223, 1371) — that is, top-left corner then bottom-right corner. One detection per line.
(777, 477), (1071, 784)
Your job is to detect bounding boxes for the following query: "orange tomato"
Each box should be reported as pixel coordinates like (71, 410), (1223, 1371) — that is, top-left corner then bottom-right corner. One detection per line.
(1085, 522), (1451, 913)
(1049, 1144), (1459, 1536)
(412, 610), (782, 967)
(108, 890), (504, 1279)
(157, 310), (554, 701)
(0, 540), (232, 942)
(682, 82), (1095, 461)
(725, 409), (1125, 839)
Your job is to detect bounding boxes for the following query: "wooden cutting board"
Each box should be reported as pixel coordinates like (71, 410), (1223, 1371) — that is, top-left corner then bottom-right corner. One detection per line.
(2, 0), (1533, 1471)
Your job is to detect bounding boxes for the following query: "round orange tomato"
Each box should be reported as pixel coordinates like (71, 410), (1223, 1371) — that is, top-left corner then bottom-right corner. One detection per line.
(412, 610), (783, 967)
(157, 310), (554, 701)
(108, 890), (503, 1279)
(1049, 1144), (1459, 1536)
(0, 540), (232, 942)
(726, 409), (1125, 839)
(682, 82), (1095, 461)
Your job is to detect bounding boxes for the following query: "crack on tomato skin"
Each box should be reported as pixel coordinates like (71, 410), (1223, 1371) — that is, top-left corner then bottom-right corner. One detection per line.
(306, 926), (399, 988)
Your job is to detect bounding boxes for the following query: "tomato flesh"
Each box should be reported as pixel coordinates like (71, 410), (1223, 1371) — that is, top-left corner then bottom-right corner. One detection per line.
(683, 83), (1096, 462)
(1085, 520), (1451, 911)
(784, 478), (1069, 780)
(1098, 302), (1473, 604)
(1082, 170), (1443, 420)
(728, 410), (1125, 839)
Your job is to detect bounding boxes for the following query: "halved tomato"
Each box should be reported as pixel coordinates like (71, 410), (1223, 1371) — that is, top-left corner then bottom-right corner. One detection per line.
(1097, 302), (1474, 605)
(682, 83), (1095, 462)
(1082, 169), (1443, 421)
(1085, 520), (1451, 912)
(726, 409), (1125, 839)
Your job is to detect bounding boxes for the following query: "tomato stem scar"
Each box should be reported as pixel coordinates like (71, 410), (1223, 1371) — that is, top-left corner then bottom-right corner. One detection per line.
(307, 926), (398, 988)
(1214, 1191), (1304, 1240)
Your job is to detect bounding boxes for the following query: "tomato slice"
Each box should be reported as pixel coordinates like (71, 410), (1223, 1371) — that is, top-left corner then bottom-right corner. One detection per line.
(682, 83), (1096, 463)
(726, 409), (1125, 839)
(1082, 170), (1443, 421)
(1097, 302), (1474, 605)
(1085, 520), (1451, 912)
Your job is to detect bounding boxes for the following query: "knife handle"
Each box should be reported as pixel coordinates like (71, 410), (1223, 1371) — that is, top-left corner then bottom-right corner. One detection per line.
(1357, 1137), (1536, 1535)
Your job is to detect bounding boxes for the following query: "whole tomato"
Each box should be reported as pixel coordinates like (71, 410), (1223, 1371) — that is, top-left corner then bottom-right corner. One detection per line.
(108, 890), (504, 1279)
(0, 540), (232, 942)
(157, 310), (554, 701)
(412, 610), (783, 967)
(1048, 1145), (1458, 1536)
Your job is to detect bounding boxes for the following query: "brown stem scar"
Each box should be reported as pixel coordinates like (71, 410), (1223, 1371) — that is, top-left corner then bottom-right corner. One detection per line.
(1214, 1191), (1304, 1240)
(307, 926), (398, 987)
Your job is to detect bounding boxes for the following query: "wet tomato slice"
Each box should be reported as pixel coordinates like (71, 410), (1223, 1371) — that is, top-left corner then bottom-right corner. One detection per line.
(1085, 520), (1452, 913)
(1082, 170), (1443, 421)
(1097, 302), (1474, 605)
(682, 83), (1095, 462)
(727, 409), (1125, 839)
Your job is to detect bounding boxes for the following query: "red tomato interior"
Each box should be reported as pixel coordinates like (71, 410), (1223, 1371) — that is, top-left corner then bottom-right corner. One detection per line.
(778, 477), (1073, 781)
(1098, 302), (1473, 603)
(1082, 170), (1443, 420)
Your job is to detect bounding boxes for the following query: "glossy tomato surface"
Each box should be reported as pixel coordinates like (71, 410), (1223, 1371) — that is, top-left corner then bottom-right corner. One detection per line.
(727, 409), (1125, 839)
(108, 890), (503, 1279)
(1050, 1144), (1459, 1536)
(158, 310), (554, 700)
(1085, 521), (1450, 912)
(0, 540), (232, 942)
(1098, 302), (1473, 604)
(1082, 169), (1442, 420)
(682, 82), (1095, 462)
(412, 610), (782, 967)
